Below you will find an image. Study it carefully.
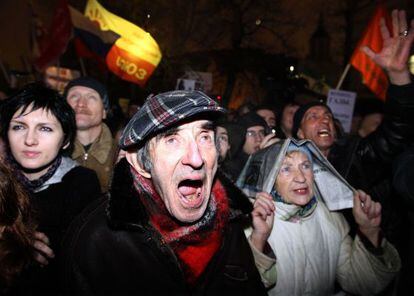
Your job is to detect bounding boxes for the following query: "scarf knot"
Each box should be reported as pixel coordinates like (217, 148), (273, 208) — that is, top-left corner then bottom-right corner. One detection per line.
(270, 190), (317, 223)
(130, 167), (230, 285)
(7, 155), (62, 193)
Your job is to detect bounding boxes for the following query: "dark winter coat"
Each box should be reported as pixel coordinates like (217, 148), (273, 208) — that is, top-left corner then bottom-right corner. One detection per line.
(61, 159), (267, 296)
(328, 83), (414, 243)
(329, 83), (414, 201)
(21, 159), (101, 295)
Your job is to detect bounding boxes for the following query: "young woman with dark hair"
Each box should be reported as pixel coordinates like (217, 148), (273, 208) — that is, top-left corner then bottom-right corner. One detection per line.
(0, 83), (101, 294)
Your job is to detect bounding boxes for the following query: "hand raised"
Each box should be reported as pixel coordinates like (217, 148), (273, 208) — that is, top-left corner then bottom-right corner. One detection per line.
(362, 10), (414, 85)
(352, 190), (382, 247)
(250, 192), (275, 252)
(260, 133), (280, 150)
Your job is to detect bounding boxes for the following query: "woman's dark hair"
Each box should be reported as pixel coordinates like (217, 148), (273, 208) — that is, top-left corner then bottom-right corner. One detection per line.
(0, 162), (35, 289)
(0, 82), (76, 154)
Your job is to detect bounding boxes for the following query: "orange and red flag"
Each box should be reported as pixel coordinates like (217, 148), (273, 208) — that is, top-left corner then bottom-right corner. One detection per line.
(350, 4), (392, 100)
(84, 0), (162, 87)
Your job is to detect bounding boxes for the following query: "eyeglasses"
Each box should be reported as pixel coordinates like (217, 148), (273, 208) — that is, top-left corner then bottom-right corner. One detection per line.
(217, 135), (229, 143)
(246, 130), (265, 138)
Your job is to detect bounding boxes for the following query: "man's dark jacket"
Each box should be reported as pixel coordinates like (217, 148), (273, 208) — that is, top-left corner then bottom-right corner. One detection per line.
(328, 83), (414, 240)
(61, 159), (267, 295)
(329, 83), (414, 194)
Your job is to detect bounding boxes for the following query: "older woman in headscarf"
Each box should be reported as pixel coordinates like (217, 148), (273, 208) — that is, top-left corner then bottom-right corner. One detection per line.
(238, 139), (400, 296)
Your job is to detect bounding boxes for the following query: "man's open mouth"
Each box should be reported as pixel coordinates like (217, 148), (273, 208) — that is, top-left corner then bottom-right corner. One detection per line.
(317, 129), (330, 137)
(177, 179), (204, 208)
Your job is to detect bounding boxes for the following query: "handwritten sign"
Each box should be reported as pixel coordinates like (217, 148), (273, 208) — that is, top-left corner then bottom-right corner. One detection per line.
(327, 89), (356, 133)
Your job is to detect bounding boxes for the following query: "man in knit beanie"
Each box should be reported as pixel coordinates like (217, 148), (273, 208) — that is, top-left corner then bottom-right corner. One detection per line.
(290, 10), (414, 293)
(64, 76), (117, 193)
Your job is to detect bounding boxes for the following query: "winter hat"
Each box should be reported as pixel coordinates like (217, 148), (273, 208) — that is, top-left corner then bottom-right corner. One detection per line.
(64, 76), (109, 110)
(119, 90), (225, 149)
(237, 111), (267, 132)
(291, 102), (333, 139)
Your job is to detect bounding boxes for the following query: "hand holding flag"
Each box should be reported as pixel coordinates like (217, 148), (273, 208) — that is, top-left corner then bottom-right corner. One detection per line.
(362, 10), (414, 86)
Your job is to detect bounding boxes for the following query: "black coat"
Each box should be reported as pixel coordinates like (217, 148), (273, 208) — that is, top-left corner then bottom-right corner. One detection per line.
(32, 166), (101, 254)
(328, 83), (414, 243)
(329, 83), (414, 197)
(21, 165), (101, 295)
(61, 159), (267, 296)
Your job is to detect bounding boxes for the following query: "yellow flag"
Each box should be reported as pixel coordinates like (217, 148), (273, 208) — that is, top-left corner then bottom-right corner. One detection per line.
(85, 0), (162, 86)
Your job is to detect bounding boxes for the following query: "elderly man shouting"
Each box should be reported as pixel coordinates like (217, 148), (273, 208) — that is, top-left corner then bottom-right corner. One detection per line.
(62, 91), (274, 295)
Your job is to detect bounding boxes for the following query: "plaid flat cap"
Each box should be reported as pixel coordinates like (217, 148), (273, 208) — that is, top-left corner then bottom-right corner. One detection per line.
(119, 90), (226, 149)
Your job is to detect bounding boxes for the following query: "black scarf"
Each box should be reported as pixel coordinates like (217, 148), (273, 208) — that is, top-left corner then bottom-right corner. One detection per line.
(8, 155), (62, 192)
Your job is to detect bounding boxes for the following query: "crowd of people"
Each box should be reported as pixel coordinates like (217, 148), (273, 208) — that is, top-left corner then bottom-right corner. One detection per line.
(0, 7), (412, 296)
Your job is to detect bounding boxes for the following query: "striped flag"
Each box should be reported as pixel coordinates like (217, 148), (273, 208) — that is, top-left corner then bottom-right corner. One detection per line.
(69, 5), (119, 71)
(84, 0), (162, 86)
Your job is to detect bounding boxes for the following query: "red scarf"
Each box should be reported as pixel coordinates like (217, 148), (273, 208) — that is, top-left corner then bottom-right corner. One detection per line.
(131, 167), (230, 285)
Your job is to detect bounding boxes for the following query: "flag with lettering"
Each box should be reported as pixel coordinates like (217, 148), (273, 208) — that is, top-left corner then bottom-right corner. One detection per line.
(350, 4), (391, 100)
(84, 0), (162, 86)
(69, 5), (119, 71)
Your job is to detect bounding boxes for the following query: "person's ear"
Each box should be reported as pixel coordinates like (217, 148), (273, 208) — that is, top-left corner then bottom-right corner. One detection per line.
(62, 141), (70, 150)
(126, 151), (151, 179)
(297, 128), (305, 139)
(102, 109), (107, 120)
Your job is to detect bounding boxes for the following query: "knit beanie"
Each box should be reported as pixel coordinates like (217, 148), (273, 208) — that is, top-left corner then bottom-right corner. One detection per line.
(64, 77), (109, 110)
(291, 102), (333, 139)
(237, 111), (267, 132)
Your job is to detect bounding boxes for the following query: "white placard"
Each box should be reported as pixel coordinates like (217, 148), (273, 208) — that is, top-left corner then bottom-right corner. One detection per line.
(176, 79), (196, 91)
(186, 71), (213, 92)
(327, 89), (357, 133)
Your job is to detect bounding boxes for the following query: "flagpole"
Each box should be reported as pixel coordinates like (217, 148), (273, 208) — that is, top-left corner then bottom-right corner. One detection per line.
(79, 57), (87, 76)
(57, 59), (61, 85)
(336, 63), (351, 90)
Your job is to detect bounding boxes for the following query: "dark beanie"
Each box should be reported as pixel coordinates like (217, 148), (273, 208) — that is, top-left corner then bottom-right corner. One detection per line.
(64, 77), (109, 110)
(291, 101), (333, 139)
(237, 111), (267, 132)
